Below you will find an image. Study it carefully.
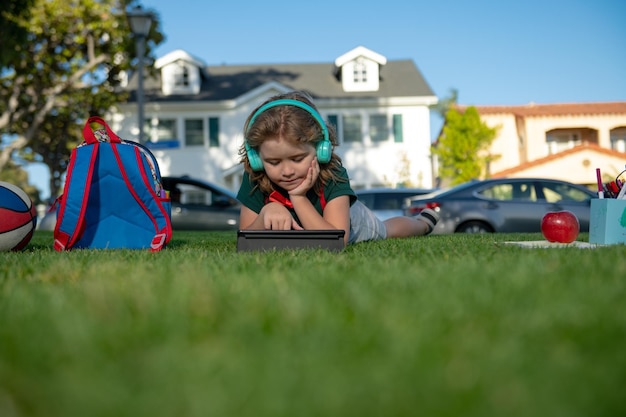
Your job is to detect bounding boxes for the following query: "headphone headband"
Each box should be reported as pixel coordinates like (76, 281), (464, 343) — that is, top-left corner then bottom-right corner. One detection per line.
(246, 99), (329, 142)
(244, 98), (332, 171)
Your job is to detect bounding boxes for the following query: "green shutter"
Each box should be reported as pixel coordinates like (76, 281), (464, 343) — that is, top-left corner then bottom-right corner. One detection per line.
(393, 114), (403, 143)
(209, 117), (219, 147)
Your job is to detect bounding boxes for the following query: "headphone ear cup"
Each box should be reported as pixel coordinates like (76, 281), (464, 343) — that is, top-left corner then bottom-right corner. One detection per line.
(316, 139), (332, 164)
(247, 147), (264, 171)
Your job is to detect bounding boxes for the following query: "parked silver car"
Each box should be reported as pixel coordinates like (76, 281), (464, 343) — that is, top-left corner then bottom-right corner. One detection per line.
(38, 176), (241, 231)
(404, 178), (597, 234)
(356, 187), (435, 221)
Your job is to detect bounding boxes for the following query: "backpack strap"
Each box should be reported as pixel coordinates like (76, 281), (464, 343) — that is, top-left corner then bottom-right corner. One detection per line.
(123, 139), (164, 196)
(83, 116), (121, 144)
(53, 143), (99, 251)
(110, 142), (172, 251)
(129, 142), (172, 249)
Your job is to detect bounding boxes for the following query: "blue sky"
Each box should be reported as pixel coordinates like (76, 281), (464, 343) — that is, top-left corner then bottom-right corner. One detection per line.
(28, 0), (626, 199)
(142, 0), (625, 105)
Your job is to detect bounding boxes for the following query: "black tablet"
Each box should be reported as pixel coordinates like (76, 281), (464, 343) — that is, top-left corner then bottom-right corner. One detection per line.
(237, 230), (345, 252)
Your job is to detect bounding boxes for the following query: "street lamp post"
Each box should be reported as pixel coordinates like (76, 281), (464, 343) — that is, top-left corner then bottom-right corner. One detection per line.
(127, 6), (154, 144)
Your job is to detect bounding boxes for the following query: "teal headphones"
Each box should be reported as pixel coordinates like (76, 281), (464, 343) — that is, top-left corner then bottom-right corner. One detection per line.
(244, 99), (332, 172)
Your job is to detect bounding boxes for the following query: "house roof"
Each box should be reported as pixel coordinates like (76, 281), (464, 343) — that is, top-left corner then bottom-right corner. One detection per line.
(155, 49), (206, 69)
(460, 102), (626, 117)
(491, 142), (626, 177)
(128, 59), (436, 102)
(334, 46), (387, 67)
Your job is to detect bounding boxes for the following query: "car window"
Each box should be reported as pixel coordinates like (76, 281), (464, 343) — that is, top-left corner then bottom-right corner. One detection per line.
(477, 183), (536, 201)
(538, 182), (590, 203)
(377, 195), (403, 210)
(357, 191), (426, 210)
(433, 181), (478, 197)
(174, 183), (235, 207)
(177, 184), (211, 205)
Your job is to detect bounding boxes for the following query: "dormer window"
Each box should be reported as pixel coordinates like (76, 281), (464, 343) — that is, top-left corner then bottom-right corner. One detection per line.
(334, 46), (386, 93)
(174, 63), (190, 88)
(155, 49), (205, 96)
(342, 57), (379, 92)
(353, 58), (367, 83)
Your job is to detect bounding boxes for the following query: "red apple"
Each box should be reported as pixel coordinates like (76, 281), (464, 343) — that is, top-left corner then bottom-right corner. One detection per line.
(541, 210), (580, 243)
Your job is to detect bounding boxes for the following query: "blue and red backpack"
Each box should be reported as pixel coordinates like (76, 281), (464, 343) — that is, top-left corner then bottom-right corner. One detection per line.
(53, 116), (172, 251)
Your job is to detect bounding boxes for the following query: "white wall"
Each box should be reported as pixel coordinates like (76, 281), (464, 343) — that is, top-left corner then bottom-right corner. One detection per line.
(113, 100), (435, 191)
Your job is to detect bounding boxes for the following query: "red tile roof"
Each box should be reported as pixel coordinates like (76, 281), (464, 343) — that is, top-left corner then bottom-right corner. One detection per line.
(491, 142), (626, 177)
(456, 102), (626, 117)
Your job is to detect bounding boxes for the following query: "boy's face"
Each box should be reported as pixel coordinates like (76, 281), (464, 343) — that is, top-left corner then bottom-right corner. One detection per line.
(258, 138), (317, 192)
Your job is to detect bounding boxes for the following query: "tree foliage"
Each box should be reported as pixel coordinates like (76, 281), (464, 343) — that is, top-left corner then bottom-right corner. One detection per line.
(0, 0), (163, 197)
(432, 106), (500, 185)
(0, 0), (35, 66)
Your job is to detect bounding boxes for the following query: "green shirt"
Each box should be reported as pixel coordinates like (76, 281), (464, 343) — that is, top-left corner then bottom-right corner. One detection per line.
(237, 166), (357, 226)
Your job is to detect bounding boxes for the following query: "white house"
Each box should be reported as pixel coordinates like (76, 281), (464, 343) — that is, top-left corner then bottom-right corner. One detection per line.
(110, 46), (438, 191)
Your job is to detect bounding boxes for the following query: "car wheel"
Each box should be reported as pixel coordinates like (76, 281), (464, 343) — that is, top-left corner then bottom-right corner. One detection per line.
(457, 221), (493, 233)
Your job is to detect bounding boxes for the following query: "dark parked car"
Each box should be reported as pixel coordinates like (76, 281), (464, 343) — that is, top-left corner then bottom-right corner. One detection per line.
(404, 178), (597, 234)
(38, 176), (241, 231)
(162, 176), (240, 230)
(356, 187), (435, 221)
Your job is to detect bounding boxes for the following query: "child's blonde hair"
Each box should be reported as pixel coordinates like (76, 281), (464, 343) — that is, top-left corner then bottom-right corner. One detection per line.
(239, 91), (344, 195)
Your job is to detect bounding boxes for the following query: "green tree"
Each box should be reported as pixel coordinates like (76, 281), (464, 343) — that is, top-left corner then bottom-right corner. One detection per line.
(432, 106), (499, 185)
(0, 0), (35, 66)
(0, 0), (163, 197)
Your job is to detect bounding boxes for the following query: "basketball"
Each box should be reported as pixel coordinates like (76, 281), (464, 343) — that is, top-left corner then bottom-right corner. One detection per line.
(0, 181), (38, 251)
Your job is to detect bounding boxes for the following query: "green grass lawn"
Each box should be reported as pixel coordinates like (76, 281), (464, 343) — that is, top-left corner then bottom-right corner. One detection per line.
(1, 231), (624, 417)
